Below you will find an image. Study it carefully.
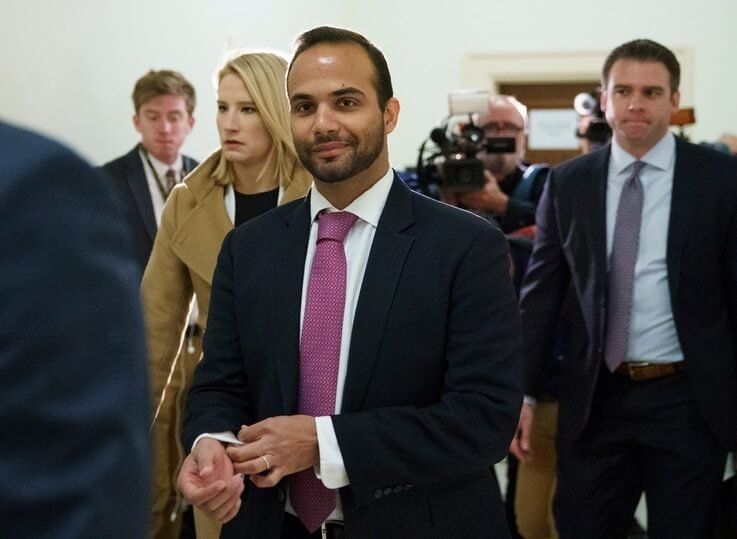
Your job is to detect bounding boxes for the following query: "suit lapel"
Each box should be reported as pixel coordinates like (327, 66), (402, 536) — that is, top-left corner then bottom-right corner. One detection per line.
(666, 138), (699, 298)
(182, 155), (198, 175)
(123, 148), (157, 242)
(589, 149), (609, 289)
(273, 197), (311, 414)
(566, 147), (609, 348)
(341, 178), (415, 413)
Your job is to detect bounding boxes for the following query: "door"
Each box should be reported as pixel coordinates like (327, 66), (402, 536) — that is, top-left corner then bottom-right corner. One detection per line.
(499, 81), (600, 165)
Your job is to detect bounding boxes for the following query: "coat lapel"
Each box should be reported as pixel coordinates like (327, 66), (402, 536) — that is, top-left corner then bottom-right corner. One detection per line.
(170, 184), (233, 285)
(567, 147), (609, 347)
(273, 197), (311, 414)
(666, 138), (699, 298)
(122, 148), (157, 242)
(341, 178), (415, 413)
(589, 148), (609, 291)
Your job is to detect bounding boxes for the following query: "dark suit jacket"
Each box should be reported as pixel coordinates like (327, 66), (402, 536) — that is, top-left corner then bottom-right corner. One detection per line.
(101, 146), (198, 276)
(0, 123), (150, 537)
(519, 137), (737, 448)
(184, 176), (523, 538)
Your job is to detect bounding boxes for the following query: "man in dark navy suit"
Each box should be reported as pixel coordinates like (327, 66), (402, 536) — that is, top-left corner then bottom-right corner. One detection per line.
(102, 69), (198, 276)
(177, 26), (523, 539)
(0, 122), (150, 538)
(516, 39), (737, 538)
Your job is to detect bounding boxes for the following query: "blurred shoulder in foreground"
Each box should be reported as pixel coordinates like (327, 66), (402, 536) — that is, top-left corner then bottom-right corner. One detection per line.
(0, 122), (150, 539)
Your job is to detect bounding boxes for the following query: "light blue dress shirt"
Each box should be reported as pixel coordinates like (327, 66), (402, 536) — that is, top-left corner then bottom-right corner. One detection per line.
(606, 133), (684, 363)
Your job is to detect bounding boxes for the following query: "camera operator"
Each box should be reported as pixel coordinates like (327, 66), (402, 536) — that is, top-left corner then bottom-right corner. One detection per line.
(442, 95), (548, 233)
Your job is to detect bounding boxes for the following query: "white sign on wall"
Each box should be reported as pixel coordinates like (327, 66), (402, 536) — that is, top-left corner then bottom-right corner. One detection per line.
(528, 109), (579, 150)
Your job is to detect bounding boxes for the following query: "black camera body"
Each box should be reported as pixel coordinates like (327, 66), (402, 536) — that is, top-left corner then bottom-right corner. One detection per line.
(574, 91), (612, 146)
(418, 107), (516, 195)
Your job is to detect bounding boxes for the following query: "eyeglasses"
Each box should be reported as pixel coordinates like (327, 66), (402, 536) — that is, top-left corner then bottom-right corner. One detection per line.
(483, 122), (524, 136)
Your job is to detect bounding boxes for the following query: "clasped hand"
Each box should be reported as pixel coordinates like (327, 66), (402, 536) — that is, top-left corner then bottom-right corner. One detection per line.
(177, 415), (319, 523)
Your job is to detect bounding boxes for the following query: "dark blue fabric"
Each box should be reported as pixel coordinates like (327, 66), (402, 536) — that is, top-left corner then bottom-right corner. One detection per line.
(0, 122), (150, 539)
(184, 176), (523, 539)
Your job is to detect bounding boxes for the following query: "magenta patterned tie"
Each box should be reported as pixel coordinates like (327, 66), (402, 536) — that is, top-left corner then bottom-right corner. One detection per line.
(604, 161), (646, 372)
(291, 210), (358, 532)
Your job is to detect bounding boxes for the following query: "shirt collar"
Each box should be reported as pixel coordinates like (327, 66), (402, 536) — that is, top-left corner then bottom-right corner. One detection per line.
(139, 147), (183, 177)
(610, 132), (676, 174)
(309, 167), (394, 228)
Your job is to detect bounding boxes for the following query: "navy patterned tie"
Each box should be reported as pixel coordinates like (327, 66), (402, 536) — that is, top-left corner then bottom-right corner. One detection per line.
(604, 160), (646, 372)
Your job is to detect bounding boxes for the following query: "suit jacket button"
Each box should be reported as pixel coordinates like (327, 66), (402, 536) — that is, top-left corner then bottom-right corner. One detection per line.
(374, 489), (383, 499)
(383, 487), (393, 496)
(278, 489), (285, 502)
(393, 485), (403, 494)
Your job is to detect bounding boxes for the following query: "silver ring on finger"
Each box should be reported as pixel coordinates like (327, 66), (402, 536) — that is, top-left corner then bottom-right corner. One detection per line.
(260, 455), (271, 471)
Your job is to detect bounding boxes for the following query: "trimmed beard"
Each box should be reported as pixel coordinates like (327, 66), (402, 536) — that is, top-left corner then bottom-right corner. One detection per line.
(295, 120), (385, 183)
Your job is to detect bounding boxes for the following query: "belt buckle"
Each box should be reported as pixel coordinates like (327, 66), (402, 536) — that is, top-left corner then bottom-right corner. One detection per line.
(322, 521), (344, 539)
(627, 362), (650, 381)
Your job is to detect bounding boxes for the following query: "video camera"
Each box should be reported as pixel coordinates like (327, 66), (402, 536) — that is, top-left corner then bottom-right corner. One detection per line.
(574, 90), (612, 147)
(416, 91), (516, 197)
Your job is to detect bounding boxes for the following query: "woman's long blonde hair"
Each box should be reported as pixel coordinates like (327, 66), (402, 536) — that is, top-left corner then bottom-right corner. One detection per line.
(211, 50), (310, 191)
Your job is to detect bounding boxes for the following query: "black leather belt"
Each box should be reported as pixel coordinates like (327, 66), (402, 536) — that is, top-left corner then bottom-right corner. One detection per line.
(320, 521), (345, 539)
(614, 361), (686, 381)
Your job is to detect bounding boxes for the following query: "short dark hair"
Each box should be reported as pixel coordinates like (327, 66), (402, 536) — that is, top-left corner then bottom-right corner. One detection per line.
(132, 69), (196, 115)
(288, 26), (393, 109)
(602, 39), (680, 93)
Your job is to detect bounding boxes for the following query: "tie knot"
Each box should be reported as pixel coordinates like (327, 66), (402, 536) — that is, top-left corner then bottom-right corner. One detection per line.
(317, 211), (358, 242)
(165, 169), (177, 192)
(631, 161), (646, 177)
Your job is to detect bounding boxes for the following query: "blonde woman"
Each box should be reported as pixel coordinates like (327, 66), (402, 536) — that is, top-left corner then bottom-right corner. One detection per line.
(142, 51), (312, 539)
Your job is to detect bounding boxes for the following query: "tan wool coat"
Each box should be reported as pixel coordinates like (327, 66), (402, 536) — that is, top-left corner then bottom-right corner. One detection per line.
(141, 150), (310, 539)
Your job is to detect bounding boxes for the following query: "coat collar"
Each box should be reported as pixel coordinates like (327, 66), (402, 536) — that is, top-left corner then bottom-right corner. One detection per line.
(169, 152), (232, 285)
(169, 150), (309, 286)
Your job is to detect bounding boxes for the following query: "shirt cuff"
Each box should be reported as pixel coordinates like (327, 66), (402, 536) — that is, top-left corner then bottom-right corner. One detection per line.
(314, 416), (350, 489)
(523, 395), (537, 406)
(192, 431), (242, 452)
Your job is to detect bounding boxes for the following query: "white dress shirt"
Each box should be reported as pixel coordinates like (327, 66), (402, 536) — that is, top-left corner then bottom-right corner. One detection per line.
(196, 167), (395, 522)
(606, 133), (684, 363)
(138, 149), (183, 226)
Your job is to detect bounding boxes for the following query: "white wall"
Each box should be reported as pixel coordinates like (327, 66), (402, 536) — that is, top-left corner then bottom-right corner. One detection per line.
(2, 0), (736, 168)
(0, 0), (351, 163)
